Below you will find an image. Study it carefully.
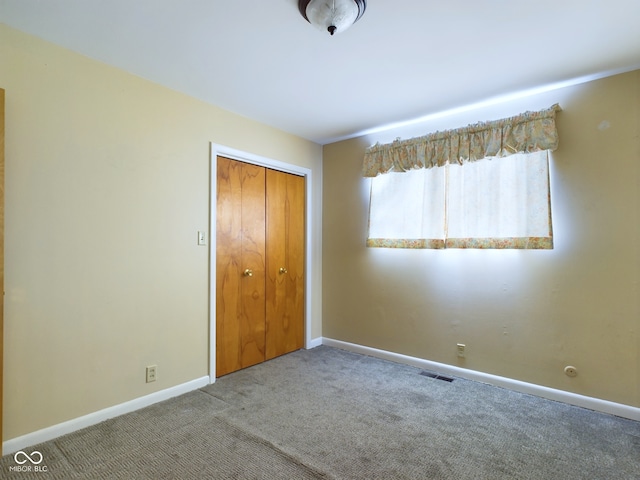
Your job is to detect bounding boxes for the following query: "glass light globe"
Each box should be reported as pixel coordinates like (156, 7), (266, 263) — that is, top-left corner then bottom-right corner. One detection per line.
(304, 0), (360, 35)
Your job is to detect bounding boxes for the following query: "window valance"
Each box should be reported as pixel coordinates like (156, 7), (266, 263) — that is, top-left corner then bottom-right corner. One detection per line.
(363, 104), (561, 177)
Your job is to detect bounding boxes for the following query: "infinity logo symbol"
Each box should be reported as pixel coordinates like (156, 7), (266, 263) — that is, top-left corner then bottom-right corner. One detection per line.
(14, 450), (43, 465)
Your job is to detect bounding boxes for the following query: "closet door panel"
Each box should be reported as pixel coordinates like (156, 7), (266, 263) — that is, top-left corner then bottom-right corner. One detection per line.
(216, 157), (266, 376)
(216, 157), (243, 376)
(265, 169), (305, 360)
(239, 162), (266, 369)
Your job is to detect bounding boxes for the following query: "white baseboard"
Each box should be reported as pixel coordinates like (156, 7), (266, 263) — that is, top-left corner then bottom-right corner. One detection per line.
(3, 376), (210, 456)
(322, 338), (640, 422)
(306, 336), (323, 349)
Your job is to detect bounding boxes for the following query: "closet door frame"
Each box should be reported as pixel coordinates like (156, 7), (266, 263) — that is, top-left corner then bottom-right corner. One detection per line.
(209, 144), (313, 383)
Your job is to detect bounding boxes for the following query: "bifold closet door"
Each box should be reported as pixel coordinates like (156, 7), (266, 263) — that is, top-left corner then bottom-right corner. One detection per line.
(265, 169), (305, 360)
(216, 157), (266, 377)
(216, 156), (305, 377)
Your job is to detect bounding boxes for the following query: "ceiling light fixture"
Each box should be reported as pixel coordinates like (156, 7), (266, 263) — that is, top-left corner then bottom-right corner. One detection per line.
(298, 0), (366, 36)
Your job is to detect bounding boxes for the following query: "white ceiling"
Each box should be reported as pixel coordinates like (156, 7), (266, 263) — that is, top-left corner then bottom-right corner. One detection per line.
(1, 0), (640, 144)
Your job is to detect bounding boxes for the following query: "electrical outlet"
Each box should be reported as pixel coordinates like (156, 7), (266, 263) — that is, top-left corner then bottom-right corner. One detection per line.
(456, 343), (466, 358)
(146, 365), (157, 383)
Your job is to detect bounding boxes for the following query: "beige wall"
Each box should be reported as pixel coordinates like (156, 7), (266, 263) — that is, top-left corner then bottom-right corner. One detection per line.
(0, 24), (322, 440)
(323, 70), (640, 407)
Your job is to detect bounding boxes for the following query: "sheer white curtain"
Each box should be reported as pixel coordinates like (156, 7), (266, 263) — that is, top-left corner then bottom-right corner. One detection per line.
(368, 166), (446, 248)
(446, 151), (552, 248)
(367, 151), (552, 249)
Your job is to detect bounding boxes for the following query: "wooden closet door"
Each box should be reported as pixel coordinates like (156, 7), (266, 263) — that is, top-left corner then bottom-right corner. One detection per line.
(265, 169), (305, 360)
(216, 157), (266, 377)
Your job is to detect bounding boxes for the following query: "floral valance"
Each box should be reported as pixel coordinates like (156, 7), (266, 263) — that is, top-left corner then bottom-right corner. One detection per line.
(363, 104), (561, 177)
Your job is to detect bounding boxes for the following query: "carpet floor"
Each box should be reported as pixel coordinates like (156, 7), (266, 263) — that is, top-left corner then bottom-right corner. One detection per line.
(1, 346), (638, 479)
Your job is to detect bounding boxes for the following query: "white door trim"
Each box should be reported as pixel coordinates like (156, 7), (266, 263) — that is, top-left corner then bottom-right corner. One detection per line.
(209, 144), (313, 383)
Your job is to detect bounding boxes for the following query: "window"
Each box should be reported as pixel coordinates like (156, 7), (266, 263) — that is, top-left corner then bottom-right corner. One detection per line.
(367, 151), (552, 249)
(363, 105), (559, 249)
